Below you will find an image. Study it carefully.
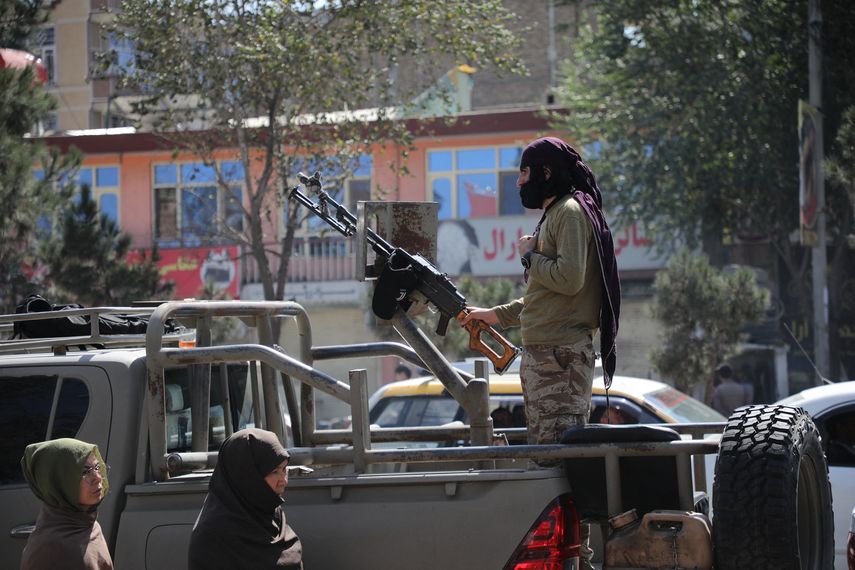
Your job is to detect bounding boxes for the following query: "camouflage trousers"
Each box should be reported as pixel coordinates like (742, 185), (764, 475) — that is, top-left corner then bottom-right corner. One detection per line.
(520, 340), (596, 445)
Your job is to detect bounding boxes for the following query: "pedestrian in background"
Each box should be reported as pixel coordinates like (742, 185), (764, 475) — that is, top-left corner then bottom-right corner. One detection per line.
(739, 364), (756, 404)
(394, 364), (412, 381)
(189, 428), (302, 570)
(20, 438), (113, 570)
(711, 364), (749, 417)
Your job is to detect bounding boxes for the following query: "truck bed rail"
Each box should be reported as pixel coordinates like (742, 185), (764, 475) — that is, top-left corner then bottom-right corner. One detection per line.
(0, 306), (194, 354)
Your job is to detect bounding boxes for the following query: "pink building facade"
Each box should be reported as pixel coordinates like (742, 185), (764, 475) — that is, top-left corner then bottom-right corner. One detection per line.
(43, 108), (666, 301)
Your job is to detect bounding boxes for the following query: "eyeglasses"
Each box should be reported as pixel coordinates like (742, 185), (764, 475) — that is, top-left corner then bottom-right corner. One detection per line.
(81, 463), (109, 482)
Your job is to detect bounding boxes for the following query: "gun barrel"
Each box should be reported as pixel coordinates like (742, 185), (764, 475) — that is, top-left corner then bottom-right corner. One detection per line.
(288, 185), (394, 258)
(288, 173), (520, 374)
(289, 187), (353, 238)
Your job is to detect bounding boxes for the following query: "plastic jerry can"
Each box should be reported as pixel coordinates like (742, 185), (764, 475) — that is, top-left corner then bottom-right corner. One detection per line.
(604, 509), (713, 570)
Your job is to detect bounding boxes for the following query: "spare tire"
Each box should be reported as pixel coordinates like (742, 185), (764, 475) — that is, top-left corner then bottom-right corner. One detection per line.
(712, 404), (833, 569)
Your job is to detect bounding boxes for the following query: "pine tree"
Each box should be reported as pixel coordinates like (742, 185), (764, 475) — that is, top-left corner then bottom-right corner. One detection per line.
(0, 0), (79, 311)
(41, 186), (171, 306)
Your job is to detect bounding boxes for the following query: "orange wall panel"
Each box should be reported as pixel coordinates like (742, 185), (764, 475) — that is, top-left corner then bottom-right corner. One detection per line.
(116, 154), (154, 247)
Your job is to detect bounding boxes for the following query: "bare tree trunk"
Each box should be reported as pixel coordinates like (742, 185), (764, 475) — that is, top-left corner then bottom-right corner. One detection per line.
(268, 205), (301, 342)
(247, 204), (275, 302)
(275, 210), (299, 301)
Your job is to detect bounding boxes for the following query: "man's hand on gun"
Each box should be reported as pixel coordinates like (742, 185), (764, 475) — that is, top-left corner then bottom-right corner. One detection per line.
(457, 307), (517, 374)
(458, 307), (499, 327)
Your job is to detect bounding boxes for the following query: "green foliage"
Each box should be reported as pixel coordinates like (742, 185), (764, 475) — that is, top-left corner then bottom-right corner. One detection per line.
(103, 0), (524, 302)
(554, 1), (855, 255)
(556, 1), (801, 247)
(826, 105), (855, 231)
(555, 1), (855, 377)
(412, 277), (523, 361)
(650, 251), (769, 395)
(0, 0), (48, 49)
(40, 186), (171, 306)
(0, 0), (79, 311)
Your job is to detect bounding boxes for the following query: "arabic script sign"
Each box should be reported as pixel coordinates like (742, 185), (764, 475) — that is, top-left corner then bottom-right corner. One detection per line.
(436, 215), (667, 277)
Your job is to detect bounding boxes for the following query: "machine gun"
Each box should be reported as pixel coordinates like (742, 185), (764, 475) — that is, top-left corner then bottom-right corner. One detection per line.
(289, 172), (520, 374)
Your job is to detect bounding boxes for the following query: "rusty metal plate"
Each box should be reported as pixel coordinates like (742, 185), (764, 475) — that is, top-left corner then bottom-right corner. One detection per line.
(356, 201), (439, 280)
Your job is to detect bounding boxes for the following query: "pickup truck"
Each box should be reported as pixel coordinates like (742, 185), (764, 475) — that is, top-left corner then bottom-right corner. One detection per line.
(0, 301), (835, 569)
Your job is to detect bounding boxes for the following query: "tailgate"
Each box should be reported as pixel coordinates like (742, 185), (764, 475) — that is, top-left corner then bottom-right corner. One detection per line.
(285, 468), (570, 570)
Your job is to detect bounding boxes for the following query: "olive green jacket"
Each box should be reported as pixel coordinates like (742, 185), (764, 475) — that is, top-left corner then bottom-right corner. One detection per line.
(494, 194), (602, 346)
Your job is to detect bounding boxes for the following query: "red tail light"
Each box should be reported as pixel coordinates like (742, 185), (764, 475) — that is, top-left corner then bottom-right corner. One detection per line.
(503, 494), (581, 570)
(847, 530), (854, 570)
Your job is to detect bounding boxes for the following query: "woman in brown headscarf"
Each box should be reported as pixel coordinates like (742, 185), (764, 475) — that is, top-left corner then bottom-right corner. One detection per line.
(189, 428), (303, 570)
(19, 438), (113, 570)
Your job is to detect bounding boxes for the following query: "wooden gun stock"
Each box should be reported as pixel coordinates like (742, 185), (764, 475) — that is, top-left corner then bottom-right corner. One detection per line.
(457, 310), (520, 374)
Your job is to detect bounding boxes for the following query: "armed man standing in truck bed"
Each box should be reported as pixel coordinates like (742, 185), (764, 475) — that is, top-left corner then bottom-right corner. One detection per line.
(461, 136), (620, 450)
(461, 137), (620, 569)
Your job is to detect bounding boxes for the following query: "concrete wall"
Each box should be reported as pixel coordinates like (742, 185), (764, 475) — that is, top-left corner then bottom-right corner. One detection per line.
(47, 0), (92, 131)
(470, 0), (583, 109)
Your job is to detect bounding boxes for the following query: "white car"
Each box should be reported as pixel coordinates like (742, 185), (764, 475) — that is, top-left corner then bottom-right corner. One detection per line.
(848, 507), (854, 570)
(777, 381), (855, 570)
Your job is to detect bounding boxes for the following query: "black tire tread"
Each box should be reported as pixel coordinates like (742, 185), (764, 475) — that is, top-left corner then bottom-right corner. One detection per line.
(712, 404), (833, 570)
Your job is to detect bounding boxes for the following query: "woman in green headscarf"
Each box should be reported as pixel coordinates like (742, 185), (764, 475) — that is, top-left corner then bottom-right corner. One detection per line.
(19, 438), (113, 570)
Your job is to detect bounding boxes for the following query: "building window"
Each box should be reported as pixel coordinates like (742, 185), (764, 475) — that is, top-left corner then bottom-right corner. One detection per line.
(343, 155), (372, 209)
(40, 113), (58, 134)
(107, 32), (136, 77)
(32, 26), (56, 86)
(153, 161), (244, 246)
(427, 146), (523, 220)
(74, 167), (121, 226)
(32, 166), (120, 228)
(291, 154), (372, 235)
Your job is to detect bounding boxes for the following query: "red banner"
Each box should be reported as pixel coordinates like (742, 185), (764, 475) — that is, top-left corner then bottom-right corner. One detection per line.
(130, 246), (240, 299)
(799, 100), (819, 246)
(0, 48), (49, 84)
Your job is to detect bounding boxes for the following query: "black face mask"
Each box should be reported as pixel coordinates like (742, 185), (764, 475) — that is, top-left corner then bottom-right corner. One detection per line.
(519, 166), (562, 209)
(519, 179), (546, 209)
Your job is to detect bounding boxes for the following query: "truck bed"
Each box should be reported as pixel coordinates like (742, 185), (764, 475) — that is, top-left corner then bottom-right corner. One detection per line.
(114, 467), (571, 570)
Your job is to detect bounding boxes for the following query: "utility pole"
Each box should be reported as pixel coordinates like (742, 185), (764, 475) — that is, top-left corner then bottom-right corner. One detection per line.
(547, 0), (557, 96)
(809, 0), (829, 381)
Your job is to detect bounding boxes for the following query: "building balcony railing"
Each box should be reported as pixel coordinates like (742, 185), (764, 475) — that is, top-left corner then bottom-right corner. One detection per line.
(241, 236), (359, 286)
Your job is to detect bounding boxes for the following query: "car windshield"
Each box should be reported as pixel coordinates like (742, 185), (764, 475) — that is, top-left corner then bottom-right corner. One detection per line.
(371, 396), (460, 427)
(643, 386), (727, 423)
